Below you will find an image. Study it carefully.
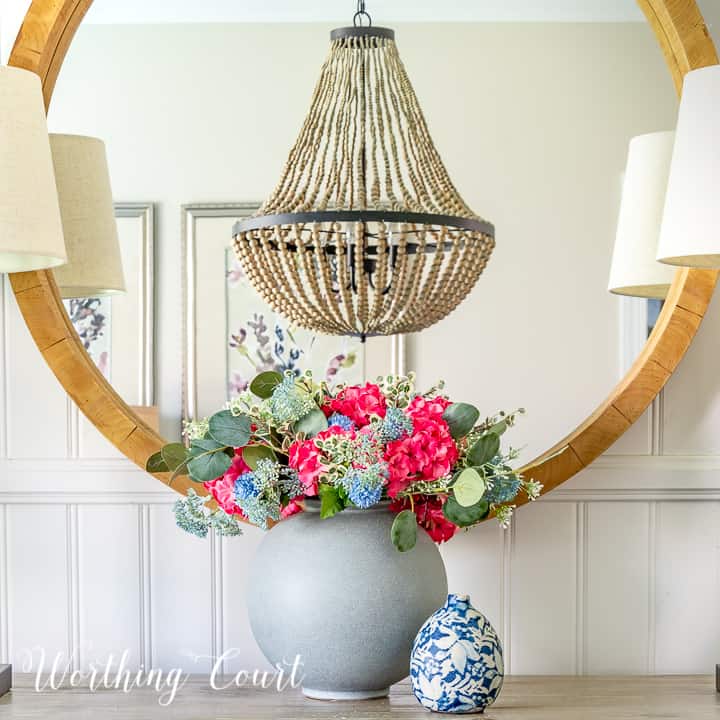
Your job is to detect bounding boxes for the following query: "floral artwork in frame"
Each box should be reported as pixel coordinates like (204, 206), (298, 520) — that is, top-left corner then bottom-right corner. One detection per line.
(65, 296), (112, 378)
(183, 203), (387, 424)
(225, 251), (362, 399)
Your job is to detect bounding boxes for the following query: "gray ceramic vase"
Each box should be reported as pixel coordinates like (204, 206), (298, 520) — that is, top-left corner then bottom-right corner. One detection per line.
(247, 501), (448, 700)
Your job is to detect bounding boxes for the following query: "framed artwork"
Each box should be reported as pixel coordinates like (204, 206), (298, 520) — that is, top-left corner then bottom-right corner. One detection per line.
(64, 202), (155, 406)
(182, 203), (397, 421)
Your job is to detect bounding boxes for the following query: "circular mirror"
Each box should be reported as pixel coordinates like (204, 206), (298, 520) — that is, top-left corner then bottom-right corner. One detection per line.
(9, 0), (719, 504)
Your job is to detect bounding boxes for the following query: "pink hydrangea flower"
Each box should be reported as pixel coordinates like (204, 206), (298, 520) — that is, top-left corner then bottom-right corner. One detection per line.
(407, 395), (452, 421)
(204, 449), (250, 517)
(390, 495), (458, 544)
(288, 425), (351, 496)
(280, 498), (305, 519)
(384, 396), (458, 498)
(324, 383), (387, 428)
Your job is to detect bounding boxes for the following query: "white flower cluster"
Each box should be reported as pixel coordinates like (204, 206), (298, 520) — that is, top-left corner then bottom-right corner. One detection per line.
(523, 479), (543, 501)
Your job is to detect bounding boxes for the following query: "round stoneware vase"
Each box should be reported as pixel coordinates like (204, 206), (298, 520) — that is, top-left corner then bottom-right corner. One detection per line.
(247, 501), (448, 700)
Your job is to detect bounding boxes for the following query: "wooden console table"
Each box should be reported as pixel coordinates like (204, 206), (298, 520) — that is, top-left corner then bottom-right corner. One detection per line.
(1, 675), (718, 718)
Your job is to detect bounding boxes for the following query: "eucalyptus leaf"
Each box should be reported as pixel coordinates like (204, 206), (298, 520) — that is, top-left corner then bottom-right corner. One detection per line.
(467, 432), (501, 467)
(442, 403), (480, 440)
(189, 438), (225, 457)
(146, 451), (169, 473)
(391, 510), (418, 552)
(187, 450), (233, 483)
(242, 444), (277, 470)
(442, 496), (490, 528)
(250, 371), (283, 399)
(161, 443), (190, 472)
(208, 410), (251, 447)
(453, 467), (487, 507)
(319, 483), (344, 519)
(489, 419), (507, 436)
(169, 459), (190, 483)
(293, 407), (329, 438)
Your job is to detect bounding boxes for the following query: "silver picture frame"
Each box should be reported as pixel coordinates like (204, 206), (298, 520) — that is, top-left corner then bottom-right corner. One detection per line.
(182, 202), (258, 422)
(115, 202), (155, 406)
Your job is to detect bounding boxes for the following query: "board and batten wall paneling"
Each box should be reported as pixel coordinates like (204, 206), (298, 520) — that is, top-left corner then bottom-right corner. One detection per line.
(148, 505), (215, 673)
(0, 463), (719, 673)
(221, 527), (273, 674)
(510, 502), (579, 675)
(654, 501), (720, 674)
(4, 287), (68, 459)
(76, 505), (142, 670)
(584, 502), (651, 674)
(5, 505), (70, 671)
(0, 276), (7, 459)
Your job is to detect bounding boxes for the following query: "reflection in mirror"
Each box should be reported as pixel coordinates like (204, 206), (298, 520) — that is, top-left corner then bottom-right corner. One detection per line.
(47, 1), (677, 452)
(182, 203), (372, 422)
(63, 203), (154, 404)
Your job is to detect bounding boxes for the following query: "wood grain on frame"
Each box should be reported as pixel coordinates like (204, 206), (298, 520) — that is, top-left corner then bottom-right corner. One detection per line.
(6, 0), (719, 516)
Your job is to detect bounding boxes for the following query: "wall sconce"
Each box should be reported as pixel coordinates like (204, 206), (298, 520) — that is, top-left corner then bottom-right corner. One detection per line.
(657, 65), (720, 267)
(49, 134), (126, 297)
(0, 66), (67, 273)
(608, 131), (676, 299)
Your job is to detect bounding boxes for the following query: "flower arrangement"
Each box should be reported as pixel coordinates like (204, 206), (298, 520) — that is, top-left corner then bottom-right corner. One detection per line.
(148, 370), (541, 551)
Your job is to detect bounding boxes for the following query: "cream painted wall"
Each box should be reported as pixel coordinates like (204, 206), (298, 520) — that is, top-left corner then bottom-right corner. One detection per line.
(0, 16), (719, 679)
(47, 22), (676, 456)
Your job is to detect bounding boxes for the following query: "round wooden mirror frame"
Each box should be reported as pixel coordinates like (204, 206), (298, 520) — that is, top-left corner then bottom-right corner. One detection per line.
(6, 0), (719, 513)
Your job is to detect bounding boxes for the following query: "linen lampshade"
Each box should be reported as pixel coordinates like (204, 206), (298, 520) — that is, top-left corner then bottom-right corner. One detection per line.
(657, 65), (720, 267)
(50, 134), (125, 297)
(608, 131), (676, 298)
(0, 66), (67, 272)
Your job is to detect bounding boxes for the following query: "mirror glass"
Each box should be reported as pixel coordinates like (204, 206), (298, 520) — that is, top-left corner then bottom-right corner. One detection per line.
(47, 0), (677, 456)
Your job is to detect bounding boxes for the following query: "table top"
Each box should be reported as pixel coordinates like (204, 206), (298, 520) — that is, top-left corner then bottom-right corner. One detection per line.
(1, 675), (719, 719)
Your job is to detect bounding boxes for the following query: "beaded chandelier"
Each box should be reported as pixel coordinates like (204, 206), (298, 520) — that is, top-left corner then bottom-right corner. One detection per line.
(233, 2), (495, 339)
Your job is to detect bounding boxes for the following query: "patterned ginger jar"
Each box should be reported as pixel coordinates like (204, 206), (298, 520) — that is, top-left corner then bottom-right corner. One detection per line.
(410, 594), (504, 713)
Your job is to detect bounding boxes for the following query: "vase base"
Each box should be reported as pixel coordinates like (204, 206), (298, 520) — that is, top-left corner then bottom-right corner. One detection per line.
(302, 687), (390, 701)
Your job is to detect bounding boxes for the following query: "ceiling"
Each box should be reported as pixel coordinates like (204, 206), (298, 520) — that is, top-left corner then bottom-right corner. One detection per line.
(83, 0), (645, 24)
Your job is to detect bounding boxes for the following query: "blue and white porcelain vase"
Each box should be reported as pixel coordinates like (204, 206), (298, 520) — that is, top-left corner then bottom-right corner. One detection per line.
(410, 594), (503, 713)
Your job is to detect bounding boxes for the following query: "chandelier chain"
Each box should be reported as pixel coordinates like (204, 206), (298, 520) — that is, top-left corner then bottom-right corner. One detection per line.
(354, 0), (372, 27)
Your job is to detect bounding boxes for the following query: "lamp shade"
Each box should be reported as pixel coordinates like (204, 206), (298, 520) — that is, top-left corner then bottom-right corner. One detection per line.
(608, 131), (676, 298)
(49, 134), (125, 297)
(0, 66), (66, 272)
(657, 65), (720, 267)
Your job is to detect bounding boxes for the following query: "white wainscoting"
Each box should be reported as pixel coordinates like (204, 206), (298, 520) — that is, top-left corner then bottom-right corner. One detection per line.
(2, 274), (720, 676)
(0, 456), (718, 676)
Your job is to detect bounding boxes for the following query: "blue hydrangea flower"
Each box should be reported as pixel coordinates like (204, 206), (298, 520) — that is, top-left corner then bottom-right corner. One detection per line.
(344, 463), (388, 509)
(380, 407), (413, 442)
(328, 412), (355, 431)
(486, 475), (522, 504)
(232, 459), (288, 530)
(234, 471), (260, 502)
(349, 479), (384, 508)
